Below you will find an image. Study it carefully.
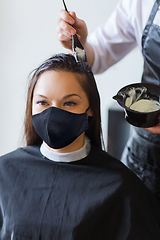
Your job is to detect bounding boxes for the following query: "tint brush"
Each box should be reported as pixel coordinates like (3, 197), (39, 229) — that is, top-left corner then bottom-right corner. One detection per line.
(62, 0), (87, 62)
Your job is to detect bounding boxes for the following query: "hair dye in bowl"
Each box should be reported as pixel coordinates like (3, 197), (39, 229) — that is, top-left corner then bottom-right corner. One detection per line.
(130, 99), (160, 112)
(113, 83), (160, 128)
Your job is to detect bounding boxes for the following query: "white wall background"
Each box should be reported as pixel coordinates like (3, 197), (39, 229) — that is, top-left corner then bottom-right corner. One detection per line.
(0, 0), (143, 156)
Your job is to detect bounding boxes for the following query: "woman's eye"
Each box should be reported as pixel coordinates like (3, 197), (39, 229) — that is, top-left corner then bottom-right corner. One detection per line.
(63, 101), (77, 106)
(37, 100), (49, 106)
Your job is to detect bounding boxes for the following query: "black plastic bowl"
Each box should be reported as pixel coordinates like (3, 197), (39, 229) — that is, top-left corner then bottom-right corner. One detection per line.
(113, 83), (160, 128)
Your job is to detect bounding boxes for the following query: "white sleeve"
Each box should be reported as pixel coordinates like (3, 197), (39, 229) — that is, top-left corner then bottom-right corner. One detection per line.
(88, 0), (138, 74)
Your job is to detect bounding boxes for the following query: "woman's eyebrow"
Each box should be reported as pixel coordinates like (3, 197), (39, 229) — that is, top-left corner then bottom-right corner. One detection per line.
(33, 93), (82, 99)
(63, 94), (82, 99)
(34, 94), (48, 99)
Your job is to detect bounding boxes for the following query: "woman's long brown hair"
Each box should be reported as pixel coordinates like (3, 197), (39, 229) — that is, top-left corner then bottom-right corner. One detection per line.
(23, 53), (103, 149)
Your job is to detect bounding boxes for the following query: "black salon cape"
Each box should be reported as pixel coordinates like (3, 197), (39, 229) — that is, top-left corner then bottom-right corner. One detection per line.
(0, 145), (160, 240)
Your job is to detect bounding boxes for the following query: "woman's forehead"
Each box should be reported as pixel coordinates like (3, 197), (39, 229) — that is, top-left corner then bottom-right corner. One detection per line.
(33, 70), (87, 98)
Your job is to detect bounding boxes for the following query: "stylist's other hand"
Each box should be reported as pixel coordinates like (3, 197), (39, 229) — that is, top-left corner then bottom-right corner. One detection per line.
(145, 122), (160, 134)
(57, 10), (88, 50)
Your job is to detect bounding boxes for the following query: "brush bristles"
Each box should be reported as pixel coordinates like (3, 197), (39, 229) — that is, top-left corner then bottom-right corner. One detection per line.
(73, 51), (87, 63)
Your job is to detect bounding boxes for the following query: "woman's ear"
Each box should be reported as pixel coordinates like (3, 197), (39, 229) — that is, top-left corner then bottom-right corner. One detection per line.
(87, 108), (93, 117)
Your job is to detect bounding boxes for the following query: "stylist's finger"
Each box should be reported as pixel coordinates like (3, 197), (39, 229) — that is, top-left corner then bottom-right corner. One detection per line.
(56, 30), (72, 50)
(57, 10), (88, 49)
(57, 17), (76, 38)
(59, 9), (75, 25)
(56, 20), (76, 50)
(57, 10), (76, 49)
(69, 11), (88, 45)
(145, 122), (160, 134)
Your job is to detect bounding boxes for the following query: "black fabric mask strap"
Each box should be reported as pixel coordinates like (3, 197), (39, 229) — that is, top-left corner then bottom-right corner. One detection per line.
(86, 106), (90, 112)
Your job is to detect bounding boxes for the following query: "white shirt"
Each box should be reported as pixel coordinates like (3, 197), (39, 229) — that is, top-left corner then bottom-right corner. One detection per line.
(40, 137), (91, 162)
(88, 0), (160, 74)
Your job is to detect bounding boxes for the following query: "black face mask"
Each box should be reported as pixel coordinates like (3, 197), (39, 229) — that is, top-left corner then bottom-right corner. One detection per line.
(32, 107), (89, 149)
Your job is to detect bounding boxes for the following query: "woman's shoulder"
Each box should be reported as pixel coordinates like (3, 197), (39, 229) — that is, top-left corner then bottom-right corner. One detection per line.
(87, 144), (141, 182)
(89, 145), (158, 199)
(0, 147), (23, 162)
(0, 145), (42, 168)
(88, 144), (126, 168)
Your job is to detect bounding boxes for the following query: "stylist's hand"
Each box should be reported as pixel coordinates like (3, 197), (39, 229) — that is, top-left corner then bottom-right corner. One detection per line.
(145, 122), (160, 134)
(57, 10), (88, 50)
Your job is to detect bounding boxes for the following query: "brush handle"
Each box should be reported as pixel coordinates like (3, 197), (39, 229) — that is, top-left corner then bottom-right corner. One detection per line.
(62, 0), (73, 27)
(62, 0), (68, 12)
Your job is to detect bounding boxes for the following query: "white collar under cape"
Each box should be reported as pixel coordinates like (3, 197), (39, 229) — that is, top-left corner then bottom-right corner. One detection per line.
(40, 136), (91, 163)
